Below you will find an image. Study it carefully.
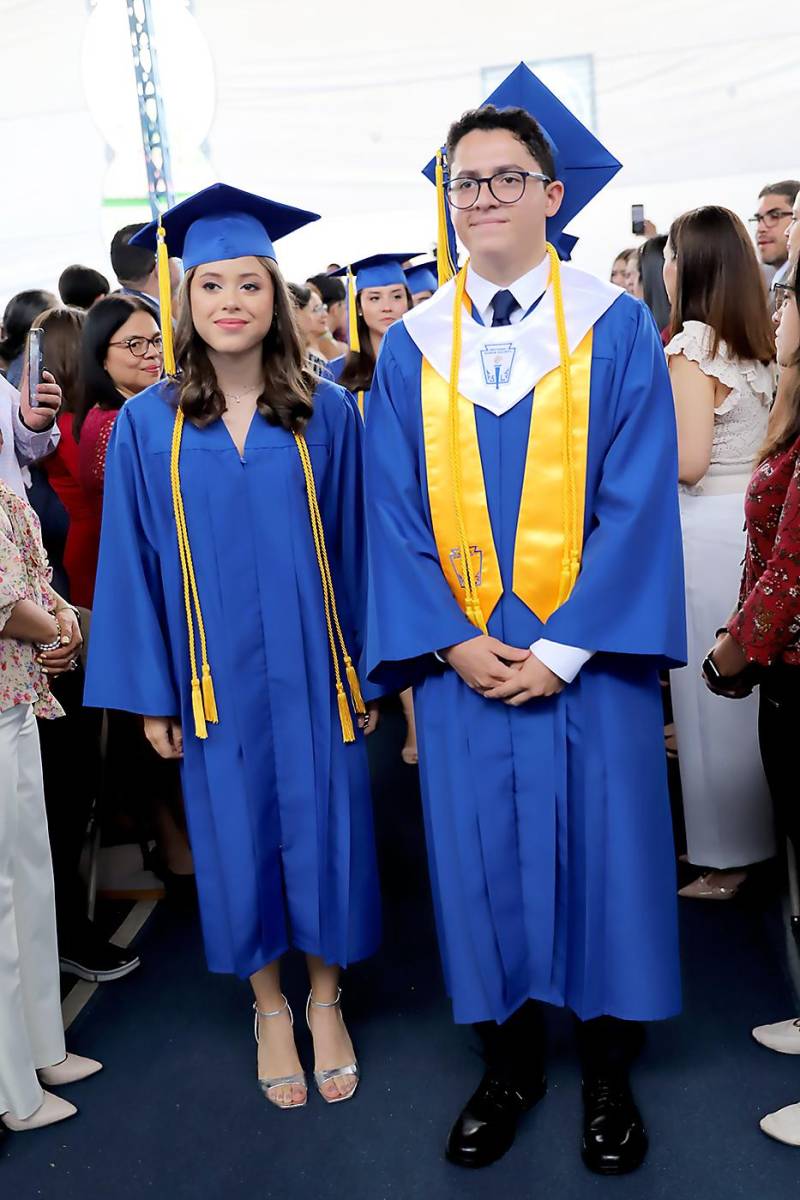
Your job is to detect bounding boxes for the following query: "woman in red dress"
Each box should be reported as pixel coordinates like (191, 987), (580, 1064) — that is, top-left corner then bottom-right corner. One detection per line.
(73, 295), (164, 602)
(704, 268), (800, 805)
(704, 265), (800, 1146)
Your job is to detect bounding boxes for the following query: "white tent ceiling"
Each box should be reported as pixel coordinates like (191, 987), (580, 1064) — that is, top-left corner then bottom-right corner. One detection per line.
(1, 0), (799, 308)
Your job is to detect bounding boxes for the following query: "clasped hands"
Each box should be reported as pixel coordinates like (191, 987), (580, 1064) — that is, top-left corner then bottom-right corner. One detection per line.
(37, 608), (82, 675)
(442, 634), (564, 705)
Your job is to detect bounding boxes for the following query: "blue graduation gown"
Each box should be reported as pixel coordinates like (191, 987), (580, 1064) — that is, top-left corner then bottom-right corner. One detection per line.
(84, 380), (381, 978)
(365, 294), (686, 1024)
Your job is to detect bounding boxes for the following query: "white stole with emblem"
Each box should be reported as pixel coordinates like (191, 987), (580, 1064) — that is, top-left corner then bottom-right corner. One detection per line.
(402, 264), (623, 416)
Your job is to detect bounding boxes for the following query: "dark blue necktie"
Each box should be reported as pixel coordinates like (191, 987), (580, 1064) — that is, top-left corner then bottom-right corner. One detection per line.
(491, 289), (519, 327)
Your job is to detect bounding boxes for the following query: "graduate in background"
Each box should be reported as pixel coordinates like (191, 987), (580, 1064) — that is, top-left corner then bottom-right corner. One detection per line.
(365, 64), (686, 1175)
(336, 253), (414, 418)
(337, 254), (420, 762)
(404, 259), (439, 306)
(84, 184), (380, 1111)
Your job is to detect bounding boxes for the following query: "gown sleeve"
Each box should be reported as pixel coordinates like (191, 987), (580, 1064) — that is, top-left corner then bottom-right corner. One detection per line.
(319, 384), (381, 700)
(83, 405), (179, 716)
(543, 302), (687, 668)
(364, 331), (480, 689)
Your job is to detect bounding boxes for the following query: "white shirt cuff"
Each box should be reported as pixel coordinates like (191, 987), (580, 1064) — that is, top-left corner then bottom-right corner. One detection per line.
(530, 639), (594, 684)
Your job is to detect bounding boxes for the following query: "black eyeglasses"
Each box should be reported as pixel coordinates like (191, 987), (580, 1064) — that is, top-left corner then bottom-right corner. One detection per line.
(108, 334), (164, 358)
(774, 282), (797, 304)
(446, 170), (552, 210)
(748, 209), (794, 229)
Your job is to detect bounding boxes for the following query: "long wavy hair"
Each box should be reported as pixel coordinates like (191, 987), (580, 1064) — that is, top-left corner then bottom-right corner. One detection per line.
(759, 262), (800, 463)
(338, 285), (412, 393)
(667, 206), (775, 364)
(173, 256), (315, 432)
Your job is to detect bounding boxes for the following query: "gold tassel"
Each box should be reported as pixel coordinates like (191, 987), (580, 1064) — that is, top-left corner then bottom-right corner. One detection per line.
(337, 686), (356, 743)
(345, 660), (366, 715)
(201, 663), (219, 724)
(157, 225), (176, 376)
(435, 149), (456, 286)
(191, 678), (208, 740)
(347, 267), (361, 354)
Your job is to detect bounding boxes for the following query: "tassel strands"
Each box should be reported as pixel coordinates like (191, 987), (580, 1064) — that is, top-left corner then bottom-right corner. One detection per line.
(156, 225), (176, 376)
(346, 266), (365, 417)
(293, 432), (365, 742)
(170, 408), (219, 739)
(435, 149), (458, 286)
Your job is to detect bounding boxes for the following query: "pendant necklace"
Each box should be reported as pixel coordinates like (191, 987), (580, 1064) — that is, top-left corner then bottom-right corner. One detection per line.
(224, 384), (260, 405)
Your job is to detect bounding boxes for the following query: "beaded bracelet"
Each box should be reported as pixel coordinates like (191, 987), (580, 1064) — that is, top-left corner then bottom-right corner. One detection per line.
(36, 618), (62, 654)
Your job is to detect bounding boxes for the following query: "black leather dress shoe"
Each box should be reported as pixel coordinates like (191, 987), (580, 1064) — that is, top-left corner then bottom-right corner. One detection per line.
(581, 1075), (648, 1175)
(445, 1070), (547, 1168)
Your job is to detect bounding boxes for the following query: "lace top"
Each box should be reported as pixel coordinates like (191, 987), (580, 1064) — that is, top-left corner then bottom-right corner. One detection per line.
(0, 480), (63, 718)
(665, 320), (774, 481)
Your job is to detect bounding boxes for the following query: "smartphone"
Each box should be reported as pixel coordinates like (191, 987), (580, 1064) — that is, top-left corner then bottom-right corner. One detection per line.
(27, 327), (43, 407)
(631, 204), (645, 237)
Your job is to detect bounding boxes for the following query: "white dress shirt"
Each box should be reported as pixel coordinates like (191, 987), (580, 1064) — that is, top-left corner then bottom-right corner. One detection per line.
(0, 374), (60, 499)
(466, 256), (551, 327)
(447, 257), (594, 685)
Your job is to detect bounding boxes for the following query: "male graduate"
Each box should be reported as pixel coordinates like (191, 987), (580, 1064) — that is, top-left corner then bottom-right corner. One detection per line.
(364, 64), (686, 1176)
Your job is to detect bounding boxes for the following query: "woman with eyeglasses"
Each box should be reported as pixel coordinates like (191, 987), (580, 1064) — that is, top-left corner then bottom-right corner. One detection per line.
(287, 282), (330, 377)
(74, 296), (164, 534)
(663, 206), (777, 900)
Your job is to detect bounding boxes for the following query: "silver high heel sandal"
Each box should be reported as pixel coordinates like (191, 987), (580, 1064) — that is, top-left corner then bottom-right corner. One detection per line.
(253, 995), (307, 1109)
(306, 987), (360, 1104)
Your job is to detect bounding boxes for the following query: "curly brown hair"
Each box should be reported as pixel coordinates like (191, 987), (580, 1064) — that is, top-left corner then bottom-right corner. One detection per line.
(173, 256), (315, 432)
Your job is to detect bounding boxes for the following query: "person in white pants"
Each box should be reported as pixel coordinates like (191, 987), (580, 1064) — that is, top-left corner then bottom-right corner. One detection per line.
(0, 471), (101, 1132)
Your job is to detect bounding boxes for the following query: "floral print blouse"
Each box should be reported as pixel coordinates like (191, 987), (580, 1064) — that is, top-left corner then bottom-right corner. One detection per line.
(728, 436), (800, 666)
(0, 479), (63, 717)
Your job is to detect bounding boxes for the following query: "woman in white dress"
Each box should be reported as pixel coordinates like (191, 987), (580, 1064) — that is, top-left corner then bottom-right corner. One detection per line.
(663, 206), (777, 898)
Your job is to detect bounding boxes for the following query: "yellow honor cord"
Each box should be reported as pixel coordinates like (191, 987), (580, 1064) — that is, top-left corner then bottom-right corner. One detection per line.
(293, 432), (366, 743)
(347, 267), (361, 355)
(547, 243), (581, 604)
(448, 265), (487, 633)
(435, 149), (457, 286)
(156, 225), (176, 376)
(170, 408), (218, 739)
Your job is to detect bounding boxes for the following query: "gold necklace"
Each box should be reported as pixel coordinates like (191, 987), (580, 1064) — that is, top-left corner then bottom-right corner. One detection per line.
(223, 384), (260, 404)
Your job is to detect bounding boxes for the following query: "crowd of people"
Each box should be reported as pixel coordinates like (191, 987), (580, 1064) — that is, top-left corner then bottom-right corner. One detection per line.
(2, 60), (800, 1178)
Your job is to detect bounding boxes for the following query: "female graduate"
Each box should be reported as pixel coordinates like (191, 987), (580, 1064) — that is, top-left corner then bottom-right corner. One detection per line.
(336, 253), (414, 418)
(337, 254), (420, 759)
(84, 184), (380, 1110)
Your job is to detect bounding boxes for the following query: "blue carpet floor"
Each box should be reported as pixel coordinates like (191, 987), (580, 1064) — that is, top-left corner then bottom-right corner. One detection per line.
(4, 711), (800, 1199)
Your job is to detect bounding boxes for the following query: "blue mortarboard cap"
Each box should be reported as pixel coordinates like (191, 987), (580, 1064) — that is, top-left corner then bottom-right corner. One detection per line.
(405, 259), (439, 295)
(422, 62), (621, 261)
(130, 183), (321, 268)
(333, 253), (418, 292)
